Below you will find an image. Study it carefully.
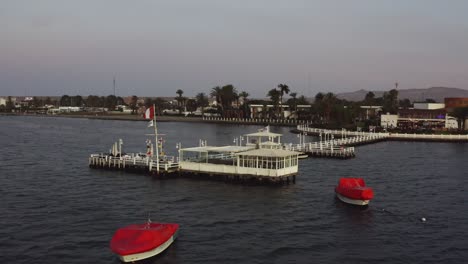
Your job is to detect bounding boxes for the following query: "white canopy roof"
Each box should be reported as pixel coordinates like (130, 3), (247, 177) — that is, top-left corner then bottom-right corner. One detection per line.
(181, 145), (254, 153)
(235, 148), (300, 157)
(244, 131), (282, 137)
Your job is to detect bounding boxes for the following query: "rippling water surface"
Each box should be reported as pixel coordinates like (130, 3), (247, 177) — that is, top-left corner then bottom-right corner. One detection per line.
(1, 116), (467, 263)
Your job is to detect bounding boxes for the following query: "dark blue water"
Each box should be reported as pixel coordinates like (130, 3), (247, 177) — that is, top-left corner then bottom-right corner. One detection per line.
(1, 116), (467, 263)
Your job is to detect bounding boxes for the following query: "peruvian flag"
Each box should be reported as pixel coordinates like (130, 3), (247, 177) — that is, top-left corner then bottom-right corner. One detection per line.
(144, 106), (154, 119)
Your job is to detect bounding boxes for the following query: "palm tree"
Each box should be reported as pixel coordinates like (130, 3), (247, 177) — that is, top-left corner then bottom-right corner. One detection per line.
(130, 95), (138, 114)
(210, 86), (222, 108)
(289, 92), (297, 112)
(452, 107), (468, 131)
(176, 89), (184, 114)
(220, 84), (238, 109)
(239, 91), (250, 118)
(195, 92), (208, 115)
(364, 91), (375, 106)
(176, 89), (184, 97)
(278, 84), (290, 118)
(239, 91), (249, 103)
(267, 88), (281, 118)
(323, 92), (337, 122)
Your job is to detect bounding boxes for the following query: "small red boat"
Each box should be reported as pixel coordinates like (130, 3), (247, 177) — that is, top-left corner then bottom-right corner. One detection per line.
(110, 221), (179, 262)
(335, 178), (374, 206)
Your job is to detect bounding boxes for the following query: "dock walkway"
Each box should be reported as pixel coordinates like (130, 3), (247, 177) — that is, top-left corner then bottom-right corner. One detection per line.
(296, 125), (468, 142)
(89, 153), (179, 175)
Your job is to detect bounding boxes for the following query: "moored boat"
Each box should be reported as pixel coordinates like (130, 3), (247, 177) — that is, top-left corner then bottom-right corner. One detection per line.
(110, 221), (179, 262)
(335, 178), (374, 206)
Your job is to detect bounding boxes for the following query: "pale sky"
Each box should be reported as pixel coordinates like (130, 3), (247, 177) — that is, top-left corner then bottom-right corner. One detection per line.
(1, 0), (468, 98)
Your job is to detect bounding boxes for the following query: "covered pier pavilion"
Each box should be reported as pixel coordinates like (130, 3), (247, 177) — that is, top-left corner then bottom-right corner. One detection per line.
(178, 145), (300, 184)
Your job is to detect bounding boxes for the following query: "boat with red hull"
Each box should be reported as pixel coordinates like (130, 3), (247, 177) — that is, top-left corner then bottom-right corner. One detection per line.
(335, 178), (374, 206)
(110, 222), (179, 262)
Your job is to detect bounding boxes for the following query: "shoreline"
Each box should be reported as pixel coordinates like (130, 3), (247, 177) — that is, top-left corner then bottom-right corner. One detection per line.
(0, 112), (300, 126)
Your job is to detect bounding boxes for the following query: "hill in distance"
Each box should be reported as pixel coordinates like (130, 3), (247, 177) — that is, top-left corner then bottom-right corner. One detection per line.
(336, 87), (468, 102)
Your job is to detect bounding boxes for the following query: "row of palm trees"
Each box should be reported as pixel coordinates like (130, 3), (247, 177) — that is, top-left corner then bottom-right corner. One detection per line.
(171, 83), (302, 118)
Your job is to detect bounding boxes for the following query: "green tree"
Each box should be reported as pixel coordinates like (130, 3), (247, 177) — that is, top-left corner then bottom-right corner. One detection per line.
(452, 107), (468, 131)
(105, 95), (117, 110)
(176, 89), (184, 114)
(32, 97), (42, 108)
(153, 97), (167, 115)
(6, 96), (15, 112)
(220, 84), (238, 110)
(364, 91), (375, 106)
(85, 95), (101, 107)
(239, 91), (250, 118)
(196, 92), (208, 107)
(323, 92), (338, 123)
(144, 98), (153, 108)
(72, 95), (83, 107)
(210, 86), (222, 107)
(288, 92), (298, 112)
(196, 92), (208, 115)
(278, 84), (290, 118)
(239, 91), (249, 104)
(267, 88), (281, 118)
(399, 98), (412, 109)
(130, 95), (138, 114)
(382, 89), (399, 114)
(60, 95), (71, 106)
(44, 97), (52, 106)
(185, 98), (197, 112)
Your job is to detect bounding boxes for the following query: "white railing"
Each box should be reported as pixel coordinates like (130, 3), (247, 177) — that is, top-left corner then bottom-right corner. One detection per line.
(89, 153), (180, 171)
(296, 125), (468, 141)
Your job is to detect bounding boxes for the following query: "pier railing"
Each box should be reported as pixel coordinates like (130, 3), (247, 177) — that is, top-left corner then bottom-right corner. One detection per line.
(202, 116), (306, 126)
(89, 153), (179, 172)
(296, 125), (468, 142)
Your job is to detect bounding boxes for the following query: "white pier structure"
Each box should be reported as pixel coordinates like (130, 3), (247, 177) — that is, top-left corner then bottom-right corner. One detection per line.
(179, 128), (300, 183)
(178, 145), (299, 183)
(296, 124), (468, 143)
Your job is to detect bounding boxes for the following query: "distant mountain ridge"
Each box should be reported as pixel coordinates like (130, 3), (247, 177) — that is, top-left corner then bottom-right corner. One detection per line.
(336, 87), (468, 102)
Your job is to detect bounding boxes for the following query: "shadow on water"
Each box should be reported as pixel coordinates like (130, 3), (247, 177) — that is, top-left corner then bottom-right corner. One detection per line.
(333, 196), (374, 225)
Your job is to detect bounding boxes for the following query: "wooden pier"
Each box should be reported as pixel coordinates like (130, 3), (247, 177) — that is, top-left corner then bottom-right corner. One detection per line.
(88, 153), (179, 176)
(296, 125), (468, 143)
(292, 125), (468, 158)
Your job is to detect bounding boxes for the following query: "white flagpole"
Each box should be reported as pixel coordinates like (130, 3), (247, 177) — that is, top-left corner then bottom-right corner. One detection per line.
(153, 104), (159, 173)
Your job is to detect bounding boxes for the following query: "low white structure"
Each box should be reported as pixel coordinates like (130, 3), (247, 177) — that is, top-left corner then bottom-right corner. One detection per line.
(381, 113), (458, 129)
(381, 114), (398, 128)
(445, 116), (459, 129)
(178, 145), (299, 178)
(244, 126), (282, 149)
(413, 103), (445, 110)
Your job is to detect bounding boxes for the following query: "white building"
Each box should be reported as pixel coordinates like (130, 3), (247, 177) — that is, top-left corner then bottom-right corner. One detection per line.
(381, 113), (458, 130)
(380, 114), (398, 128)
(178, 127), (299, 179)
(413, 103), (445, 110)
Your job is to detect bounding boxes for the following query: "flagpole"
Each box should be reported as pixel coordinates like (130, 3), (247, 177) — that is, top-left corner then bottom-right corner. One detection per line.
(153, 104), (159, 173)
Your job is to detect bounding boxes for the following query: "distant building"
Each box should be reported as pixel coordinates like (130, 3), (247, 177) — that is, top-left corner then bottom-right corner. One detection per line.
(360, 105), (382, 120)
(249, 104), (311, 119)
(445, 97), (468, 110)
(381, 108), (458, 130)
(413, 103), (445, 110)
(380, 114), (398, 128)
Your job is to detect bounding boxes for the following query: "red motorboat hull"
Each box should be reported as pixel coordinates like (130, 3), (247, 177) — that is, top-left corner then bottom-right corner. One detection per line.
(110, 223), (179, 262)
(335, 178), (374, 205)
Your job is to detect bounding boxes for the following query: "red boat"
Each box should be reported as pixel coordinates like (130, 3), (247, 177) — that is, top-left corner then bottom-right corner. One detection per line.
(110, 221), (179, 262)
(335, 178), (374, 206)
